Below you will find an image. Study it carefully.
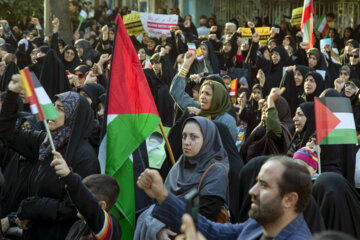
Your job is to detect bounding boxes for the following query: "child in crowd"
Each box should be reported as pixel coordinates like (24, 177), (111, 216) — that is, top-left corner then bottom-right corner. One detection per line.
(293, 146), (319, 180)
(50, 151), (122, 240)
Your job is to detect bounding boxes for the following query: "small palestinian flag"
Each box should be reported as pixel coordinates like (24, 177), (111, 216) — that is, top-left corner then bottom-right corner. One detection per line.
(19, 68), (58, 121)
(230, 78), (237, 97)
(196, 47), (204, 60)
(315, 97), (358, 145)
(78, 9), (88, 23)
(187, 42), (196, 53)
(316, 14), (329, 35)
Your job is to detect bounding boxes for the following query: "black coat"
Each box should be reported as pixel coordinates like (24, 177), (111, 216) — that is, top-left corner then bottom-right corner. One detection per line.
(0, 91), (100, 240)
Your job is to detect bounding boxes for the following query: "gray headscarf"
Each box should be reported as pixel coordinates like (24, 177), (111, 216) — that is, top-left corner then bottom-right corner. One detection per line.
(164, 116), (229, 201)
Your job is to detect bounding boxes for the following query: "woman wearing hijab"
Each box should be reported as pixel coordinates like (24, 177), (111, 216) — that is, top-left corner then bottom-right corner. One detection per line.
(238, 84), (262, 139)
(302, 71), (325, 102)
(134, 116), (229, 240)
(306, 48), (333, 87)
(39, 49), (71, 99)
(170, 51), (236, 140)
(343, 81), (360, 132)
(240, 88), (294, 162)
(0, 61), (18, 92)
(190, 41), (220, 75)
(287, 102), (315, 156)
(280, 65), (313, 116)
(74, 39), (100, 66)
(0, 77), (100, 240)
(313, 172), (360, 238)
(261, 45), (289, 96)
(61, 45), (81, 73)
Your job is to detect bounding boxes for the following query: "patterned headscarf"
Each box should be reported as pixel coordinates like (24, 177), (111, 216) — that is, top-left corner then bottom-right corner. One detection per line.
(39, 92), (80, 161)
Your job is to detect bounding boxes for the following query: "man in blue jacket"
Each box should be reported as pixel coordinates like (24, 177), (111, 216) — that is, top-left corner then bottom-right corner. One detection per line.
(137, 155), (312, 240)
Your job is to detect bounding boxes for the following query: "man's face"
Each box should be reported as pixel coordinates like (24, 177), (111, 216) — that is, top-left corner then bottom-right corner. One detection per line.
(249, 160), (285, 225)
(225, 25), (234, 35)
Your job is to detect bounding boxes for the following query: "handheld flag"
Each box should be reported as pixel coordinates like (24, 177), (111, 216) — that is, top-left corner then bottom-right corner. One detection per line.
(19, 68), (58, 121)
(98, 14), (160, 239)
(229, 78), (237, 97)
(144, 55), (152, 69)
(187, 42), (196, 53)
(78, 9), (87, 23)
(196, 47), (204, 60)
(300, 0), (314, 49)
(315, 97), (358, 145)
(316, 14), (329, 36)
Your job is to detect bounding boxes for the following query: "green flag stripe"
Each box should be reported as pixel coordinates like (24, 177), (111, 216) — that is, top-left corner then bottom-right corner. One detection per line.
(42, 103), (59, 120)
(319, 128), (358, 145)
(106, 113), (160, 175)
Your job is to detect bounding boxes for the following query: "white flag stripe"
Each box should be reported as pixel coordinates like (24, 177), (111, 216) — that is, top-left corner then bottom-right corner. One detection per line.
(334, 112), (356, 130)
(80, 9), (87, 19)
(107, 114), (118, 125)
(34, 87), (52, 105)
(30, 104), (39, 114)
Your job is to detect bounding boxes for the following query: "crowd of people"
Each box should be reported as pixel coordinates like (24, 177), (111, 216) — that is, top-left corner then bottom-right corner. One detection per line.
(0, 0), (359, 239)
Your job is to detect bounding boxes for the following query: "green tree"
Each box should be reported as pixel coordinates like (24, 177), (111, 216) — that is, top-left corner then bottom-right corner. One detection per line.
(0, 0), (43, 26)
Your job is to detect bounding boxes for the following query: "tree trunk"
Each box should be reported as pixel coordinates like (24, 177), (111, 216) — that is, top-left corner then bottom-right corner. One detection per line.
(44, 0), (73, 44)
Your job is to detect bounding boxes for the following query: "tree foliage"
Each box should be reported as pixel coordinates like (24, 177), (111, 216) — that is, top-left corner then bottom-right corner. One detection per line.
(0, 0), (43, 25)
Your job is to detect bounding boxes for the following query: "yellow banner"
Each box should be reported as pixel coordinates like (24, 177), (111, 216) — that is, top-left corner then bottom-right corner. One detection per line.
(123, 12), (146, 36)
(241, 27), (270, 44)
(291, 7), (303, 26)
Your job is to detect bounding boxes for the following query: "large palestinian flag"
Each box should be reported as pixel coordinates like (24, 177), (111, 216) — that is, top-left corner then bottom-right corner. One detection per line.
(315, 97), (357, 145)
(98, 14), (160, 239)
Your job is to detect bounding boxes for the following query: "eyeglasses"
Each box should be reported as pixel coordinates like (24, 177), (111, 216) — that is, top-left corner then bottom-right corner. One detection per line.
(345, 83), (356, 89)
(350, 55), (359, 59)
(75, 73), (84, 78)
(65, 51), (75, 55)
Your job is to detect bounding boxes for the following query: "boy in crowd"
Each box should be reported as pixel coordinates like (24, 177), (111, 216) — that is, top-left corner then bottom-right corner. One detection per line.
(50, 151), (122, 240)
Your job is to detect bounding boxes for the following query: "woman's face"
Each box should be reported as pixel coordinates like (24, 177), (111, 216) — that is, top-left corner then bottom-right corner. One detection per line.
(328, 29), (335, 38)
(293, 107), (307, 133)
(138, 48), (146, 61)
(271, 51), (280, 65)
(294, 70), (303, 87)
(344, 83), (357, 97)
(199, 84), (213, 110)
(304, 75), (317, 95)
(182, 122), (204, 158)
(200, 45), (208, 58)
(345, 29), (351, 38)
(346, 43), (354, 54)
(97, 102), (105, 119)
(339, 70), (350, 82)
(76, 46), (84, 57)
(79, 90), (92, 105)
(252, 89), (262, 101)
(185, 15), (191, 21)
(263, 49), (270, 61)
(222, 42), (232, 53)
(147, 40), (155, 50)
(308, 54), (318, 68)
(350, 51), (359, 65)
(49, 99), (65, 131)
(109, 31), (115, 41)
(268, 41), (276, 51)
(64, 49), (75, 62)
(152, 62), (161, 75)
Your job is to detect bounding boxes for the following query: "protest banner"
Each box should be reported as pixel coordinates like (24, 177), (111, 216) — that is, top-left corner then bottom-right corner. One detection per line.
(123, 12), (146, 36)
(291, 7), (303, 26)
(241, 27), (270, 44)
(140, 13), (178, 37)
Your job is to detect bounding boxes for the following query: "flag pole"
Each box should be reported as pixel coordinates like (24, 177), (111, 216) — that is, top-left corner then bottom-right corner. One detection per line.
(76, 21), (82, 33)
(159, 122), (176, 165)
(43, 120), (56, 152)
(317, 144), (321, 175)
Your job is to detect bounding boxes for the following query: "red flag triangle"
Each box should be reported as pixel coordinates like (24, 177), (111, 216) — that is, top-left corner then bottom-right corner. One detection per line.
(314, 98), (341, 144)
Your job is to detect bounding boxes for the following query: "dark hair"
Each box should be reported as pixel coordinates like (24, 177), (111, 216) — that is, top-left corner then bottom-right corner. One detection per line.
(326, 13), (335, 19)
(312, 230), (357, 240)
(83, 174), (120, 211)
(267, 155), (312, 213)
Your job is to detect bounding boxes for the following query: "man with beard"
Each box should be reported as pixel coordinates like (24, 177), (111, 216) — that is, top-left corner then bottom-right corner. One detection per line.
(137, 156), (312, 240)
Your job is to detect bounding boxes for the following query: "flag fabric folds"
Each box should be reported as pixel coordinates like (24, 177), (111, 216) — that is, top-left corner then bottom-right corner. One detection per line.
(229, 78), (237, 97)
(98, 14), (160, 239)
(19, 68), (58, 121)
(300, 0), (314, 49)
(315, 97), (358, 145)
(78, 9), (87, 23)
(316, 14), (329, 35)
